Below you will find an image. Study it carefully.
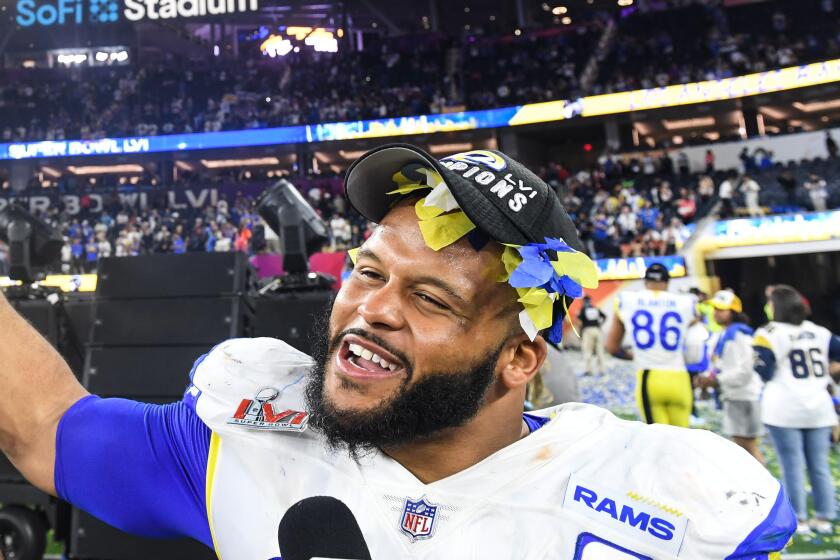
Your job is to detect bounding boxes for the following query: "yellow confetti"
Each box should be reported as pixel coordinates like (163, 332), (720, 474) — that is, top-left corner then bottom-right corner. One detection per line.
(348, 247), (360, 264)
(414, 197), (445, 220)
(551, 251), (599, 289)
(516, 286), (550, 306)
(516, 287), (555, 330)
(417, 211), (477, 251)
(391, 169), (412, 186)
(498, 245), (523, 282)
(386, 183), (431, 196)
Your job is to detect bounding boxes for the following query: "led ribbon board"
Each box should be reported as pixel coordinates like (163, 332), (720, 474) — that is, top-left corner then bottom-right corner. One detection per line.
(705, 211), (840, 248)
(595, 256), (687, 281)
(2, 59), (838, 160)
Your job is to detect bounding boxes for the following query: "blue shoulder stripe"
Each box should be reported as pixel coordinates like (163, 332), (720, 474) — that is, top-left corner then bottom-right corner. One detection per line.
(724, 485), (796, 559)
(523, 413), (551, 433)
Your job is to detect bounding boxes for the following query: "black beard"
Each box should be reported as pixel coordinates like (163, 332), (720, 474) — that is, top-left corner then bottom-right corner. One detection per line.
(304, 308), (503, 457)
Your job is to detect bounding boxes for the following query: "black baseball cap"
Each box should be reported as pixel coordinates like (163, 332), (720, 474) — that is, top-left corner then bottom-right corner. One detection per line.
(644, 263), (670, 282)
(344, 143), (583, 250)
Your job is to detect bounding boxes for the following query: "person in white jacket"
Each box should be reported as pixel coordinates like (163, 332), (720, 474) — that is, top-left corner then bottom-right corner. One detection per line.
(698, 290), (765, 463)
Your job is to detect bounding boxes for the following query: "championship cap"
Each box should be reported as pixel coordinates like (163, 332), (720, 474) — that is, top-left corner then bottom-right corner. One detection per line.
(644, 263), (670, 283)
(344, 143), (583, 250)
(342, 143), (599, 345)
(710, 290), (743, 313)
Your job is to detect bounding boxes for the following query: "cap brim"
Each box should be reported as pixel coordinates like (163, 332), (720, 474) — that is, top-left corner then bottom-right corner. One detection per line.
(344, 144), (439, 223)
(344, 143), (533, 245)
(709, 300), (729, 310)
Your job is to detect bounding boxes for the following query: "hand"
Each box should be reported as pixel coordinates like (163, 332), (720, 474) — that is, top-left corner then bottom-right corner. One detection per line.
(832, 425), (840, 445)
(696, 376), (717, 389)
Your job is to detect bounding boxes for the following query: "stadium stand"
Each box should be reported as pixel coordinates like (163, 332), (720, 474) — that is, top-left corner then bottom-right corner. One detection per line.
(3, 150), (837, 280)
(3, 0), (838, 142)
(594, 0), (840, 94)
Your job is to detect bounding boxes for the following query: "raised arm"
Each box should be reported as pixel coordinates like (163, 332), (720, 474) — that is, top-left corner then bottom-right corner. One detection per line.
(605, 315), (631, 359)
(0, 291), (89, 494)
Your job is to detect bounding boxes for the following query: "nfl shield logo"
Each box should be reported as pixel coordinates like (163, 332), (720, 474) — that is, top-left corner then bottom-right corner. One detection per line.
(400, 496), (438, 541)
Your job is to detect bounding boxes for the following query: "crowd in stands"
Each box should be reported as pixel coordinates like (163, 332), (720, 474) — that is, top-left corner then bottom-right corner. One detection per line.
(544, 153), (704, 259)
(1, 1), (836, 142)
(1, 144), (839, 277)
(0, 175), (372, 276)
(595, 0), (839, 94)
(462, 23), (602, 109)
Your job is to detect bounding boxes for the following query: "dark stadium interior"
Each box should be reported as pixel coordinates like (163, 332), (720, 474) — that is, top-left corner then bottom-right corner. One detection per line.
(1, 0), (840, 558)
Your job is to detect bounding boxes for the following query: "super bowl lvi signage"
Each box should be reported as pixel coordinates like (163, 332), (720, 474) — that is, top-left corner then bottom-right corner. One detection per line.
(16, 0), (258, 26)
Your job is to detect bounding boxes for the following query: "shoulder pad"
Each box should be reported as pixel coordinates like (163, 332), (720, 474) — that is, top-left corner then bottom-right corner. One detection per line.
(186, 338), (314, 433)
(631, 426), (791, 555)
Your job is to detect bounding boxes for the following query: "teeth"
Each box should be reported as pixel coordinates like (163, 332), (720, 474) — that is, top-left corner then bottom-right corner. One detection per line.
(347, 341), (400, 371)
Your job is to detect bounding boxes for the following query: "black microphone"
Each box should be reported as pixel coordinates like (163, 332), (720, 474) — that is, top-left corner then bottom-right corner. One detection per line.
(278, 496), (372, 560)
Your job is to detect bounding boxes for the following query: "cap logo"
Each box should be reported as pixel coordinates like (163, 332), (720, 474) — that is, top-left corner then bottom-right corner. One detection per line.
(441, 150), (507, 172)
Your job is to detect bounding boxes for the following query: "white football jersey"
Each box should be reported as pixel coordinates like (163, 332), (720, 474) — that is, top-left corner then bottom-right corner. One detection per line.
(616, 290), (697, 371)
(755, 320), (838, 428)
(188, 338), (792, 560)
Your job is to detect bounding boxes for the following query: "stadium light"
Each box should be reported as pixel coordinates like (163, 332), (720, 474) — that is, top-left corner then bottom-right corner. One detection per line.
(257, 180), (328, 275)
(66, 164), (144, 175)
(56, 53), (87, 65)
(792, 99), (840, 112)
(95, 52), (109, 62)
(261, 34), (293, 57)
(552, 6), (567, 15)
(286, 26), (313, 40)
(304, 29), (338, 53)
(201, 157), (280, 168)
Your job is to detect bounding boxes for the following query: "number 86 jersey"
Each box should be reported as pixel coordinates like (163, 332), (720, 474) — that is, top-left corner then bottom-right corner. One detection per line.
(755, 320), (840, 429)
(616, 290), (698, 372)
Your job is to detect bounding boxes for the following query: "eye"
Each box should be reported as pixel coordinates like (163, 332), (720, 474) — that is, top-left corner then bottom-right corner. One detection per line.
(416, 292), (448, 310)
(357, 268), (384, 281)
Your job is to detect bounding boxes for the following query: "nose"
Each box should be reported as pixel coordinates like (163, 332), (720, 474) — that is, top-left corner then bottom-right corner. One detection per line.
(357, 280), (405, 332)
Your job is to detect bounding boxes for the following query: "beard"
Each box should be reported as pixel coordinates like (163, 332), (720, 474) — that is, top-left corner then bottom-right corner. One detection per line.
(304, 308), (503, 456)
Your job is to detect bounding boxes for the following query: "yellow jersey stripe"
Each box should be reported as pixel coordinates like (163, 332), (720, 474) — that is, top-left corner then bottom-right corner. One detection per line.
(206, 431), (223, 560)
(753, 334), (773, 350)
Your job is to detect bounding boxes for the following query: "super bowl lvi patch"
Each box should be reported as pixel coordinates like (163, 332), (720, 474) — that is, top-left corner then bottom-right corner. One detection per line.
(228, 386), (309, 432)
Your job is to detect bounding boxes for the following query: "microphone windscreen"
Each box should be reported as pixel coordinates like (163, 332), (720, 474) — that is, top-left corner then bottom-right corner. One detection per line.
(278, 496), (372, 560)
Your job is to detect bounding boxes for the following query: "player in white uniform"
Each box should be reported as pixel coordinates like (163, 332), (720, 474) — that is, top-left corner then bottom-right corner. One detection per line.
(754, 285), (839, 535)
(606, 264), (700, 427)
(0, 145), (793, 559)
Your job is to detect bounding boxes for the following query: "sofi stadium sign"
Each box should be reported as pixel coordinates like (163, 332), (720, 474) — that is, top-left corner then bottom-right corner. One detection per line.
(15, 0), (258, 27)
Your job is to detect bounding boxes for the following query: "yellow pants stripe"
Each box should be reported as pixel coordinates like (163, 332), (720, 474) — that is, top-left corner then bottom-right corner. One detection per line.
(636, 369), (693, 428)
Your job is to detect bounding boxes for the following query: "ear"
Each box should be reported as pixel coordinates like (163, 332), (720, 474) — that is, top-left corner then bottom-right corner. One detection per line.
(498, 333), (548, 389)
